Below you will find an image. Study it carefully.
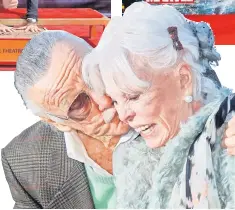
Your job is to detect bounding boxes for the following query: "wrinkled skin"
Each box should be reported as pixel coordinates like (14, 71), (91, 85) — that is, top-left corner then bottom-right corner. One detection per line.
(28, 40), (129, 138)
(27, 39), (129, 173)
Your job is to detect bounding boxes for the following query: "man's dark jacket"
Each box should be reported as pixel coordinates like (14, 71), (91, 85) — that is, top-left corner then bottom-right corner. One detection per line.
(1, 121), (94, 209)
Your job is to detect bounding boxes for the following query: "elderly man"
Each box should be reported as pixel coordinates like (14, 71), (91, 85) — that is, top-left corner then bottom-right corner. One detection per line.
(2, 30), (235, 209)
(1, 30), (135, 208)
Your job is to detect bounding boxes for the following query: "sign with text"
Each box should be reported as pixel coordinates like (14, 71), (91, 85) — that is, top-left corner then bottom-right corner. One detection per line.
(0, 39), (29, 65)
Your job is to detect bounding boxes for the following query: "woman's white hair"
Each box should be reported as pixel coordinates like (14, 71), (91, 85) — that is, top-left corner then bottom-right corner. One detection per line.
(82, 2), (222, 104)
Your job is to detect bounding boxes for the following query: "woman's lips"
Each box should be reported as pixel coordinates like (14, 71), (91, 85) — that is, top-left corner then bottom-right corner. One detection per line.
(134, 124), (157, 137)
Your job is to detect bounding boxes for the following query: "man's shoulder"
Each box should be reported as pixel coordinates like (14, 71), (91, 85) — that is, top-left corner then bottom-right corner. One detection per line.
(2, 121), (64, 156)
(1, 121), (70, 172)
(1, 122), (91, 208)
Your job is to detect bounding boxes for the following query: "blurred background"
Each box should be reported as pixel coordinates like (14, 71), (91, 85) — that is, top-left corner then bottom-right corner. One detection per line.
(18, 0), (111, 16)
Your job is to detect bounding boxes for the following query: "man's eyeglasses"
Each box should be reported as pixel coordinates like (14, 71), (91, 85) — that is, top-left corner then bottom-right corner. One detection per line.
(46, 92), (92, 122)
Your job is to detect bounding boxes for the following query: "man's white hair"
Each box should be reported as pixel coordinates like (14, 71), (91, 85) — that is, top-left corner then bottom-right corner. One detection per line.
(82, 2), (222, 104)
(15, 30), (92, 122)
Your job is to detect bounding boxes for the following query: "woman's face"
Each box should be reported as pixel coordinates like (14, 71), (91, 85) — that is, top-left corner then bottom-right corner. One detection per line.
(103, 65), (193, 148)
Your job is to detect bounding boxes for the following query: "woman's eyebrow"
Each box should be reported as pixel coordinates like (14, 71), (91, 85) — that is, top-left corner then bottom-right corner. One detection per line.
(123, 92), (141, 98)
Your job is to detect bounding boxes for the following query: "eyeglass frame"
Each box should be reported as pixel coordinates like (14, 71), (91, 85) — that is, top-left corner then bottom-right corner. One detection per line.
(45, 90), (93, 122)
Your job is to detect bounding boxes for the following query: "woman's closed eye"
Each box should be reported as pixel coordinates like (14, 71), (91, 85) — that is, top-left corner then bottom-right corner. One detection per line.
(112, 94), (140, 106)
(128, 94), (140, 101)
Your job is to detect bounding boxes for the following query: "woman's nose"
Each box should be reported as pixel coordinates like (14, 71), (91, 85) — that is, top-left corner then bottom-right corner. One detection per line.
(118, 107), (135, 123)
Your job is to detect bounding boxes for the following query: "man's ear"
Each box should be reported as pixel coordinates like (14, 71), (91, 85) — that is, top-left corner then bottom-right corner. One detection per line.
(40, 117), (72, 132)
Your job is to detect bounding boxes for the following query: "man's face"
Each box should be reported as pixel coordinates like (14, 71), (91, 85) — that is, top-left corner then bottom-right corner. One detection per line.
(28, 40), (129, 138)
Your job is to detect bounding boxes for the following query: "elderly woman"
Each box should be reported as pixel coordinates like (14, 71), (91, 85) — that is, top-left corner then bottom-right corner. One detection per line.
(82, 2), (235, 209)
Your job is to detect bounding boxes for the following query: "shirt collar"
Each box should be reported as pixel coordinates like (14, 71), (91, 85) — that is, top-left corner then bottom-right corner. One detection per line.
(64, 129), (139, 176)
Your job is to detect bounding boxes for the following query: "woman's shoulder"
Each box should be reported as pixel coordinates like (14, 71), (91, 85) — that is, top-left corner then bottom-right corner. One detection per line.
(210, 93), (235, 208)
(113, 135), (149, 173)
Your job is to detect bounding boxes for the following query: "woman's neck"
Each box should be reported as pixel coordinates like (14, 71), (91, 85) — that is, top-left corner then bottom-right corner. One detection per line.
(180, 100), (202, 123)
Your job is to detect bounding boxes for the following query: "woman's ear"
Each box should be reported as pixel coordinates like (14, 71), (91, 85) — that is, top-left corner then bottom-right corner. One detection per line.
(178, 64), (193, 94)
(40, 117), (72, 132)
